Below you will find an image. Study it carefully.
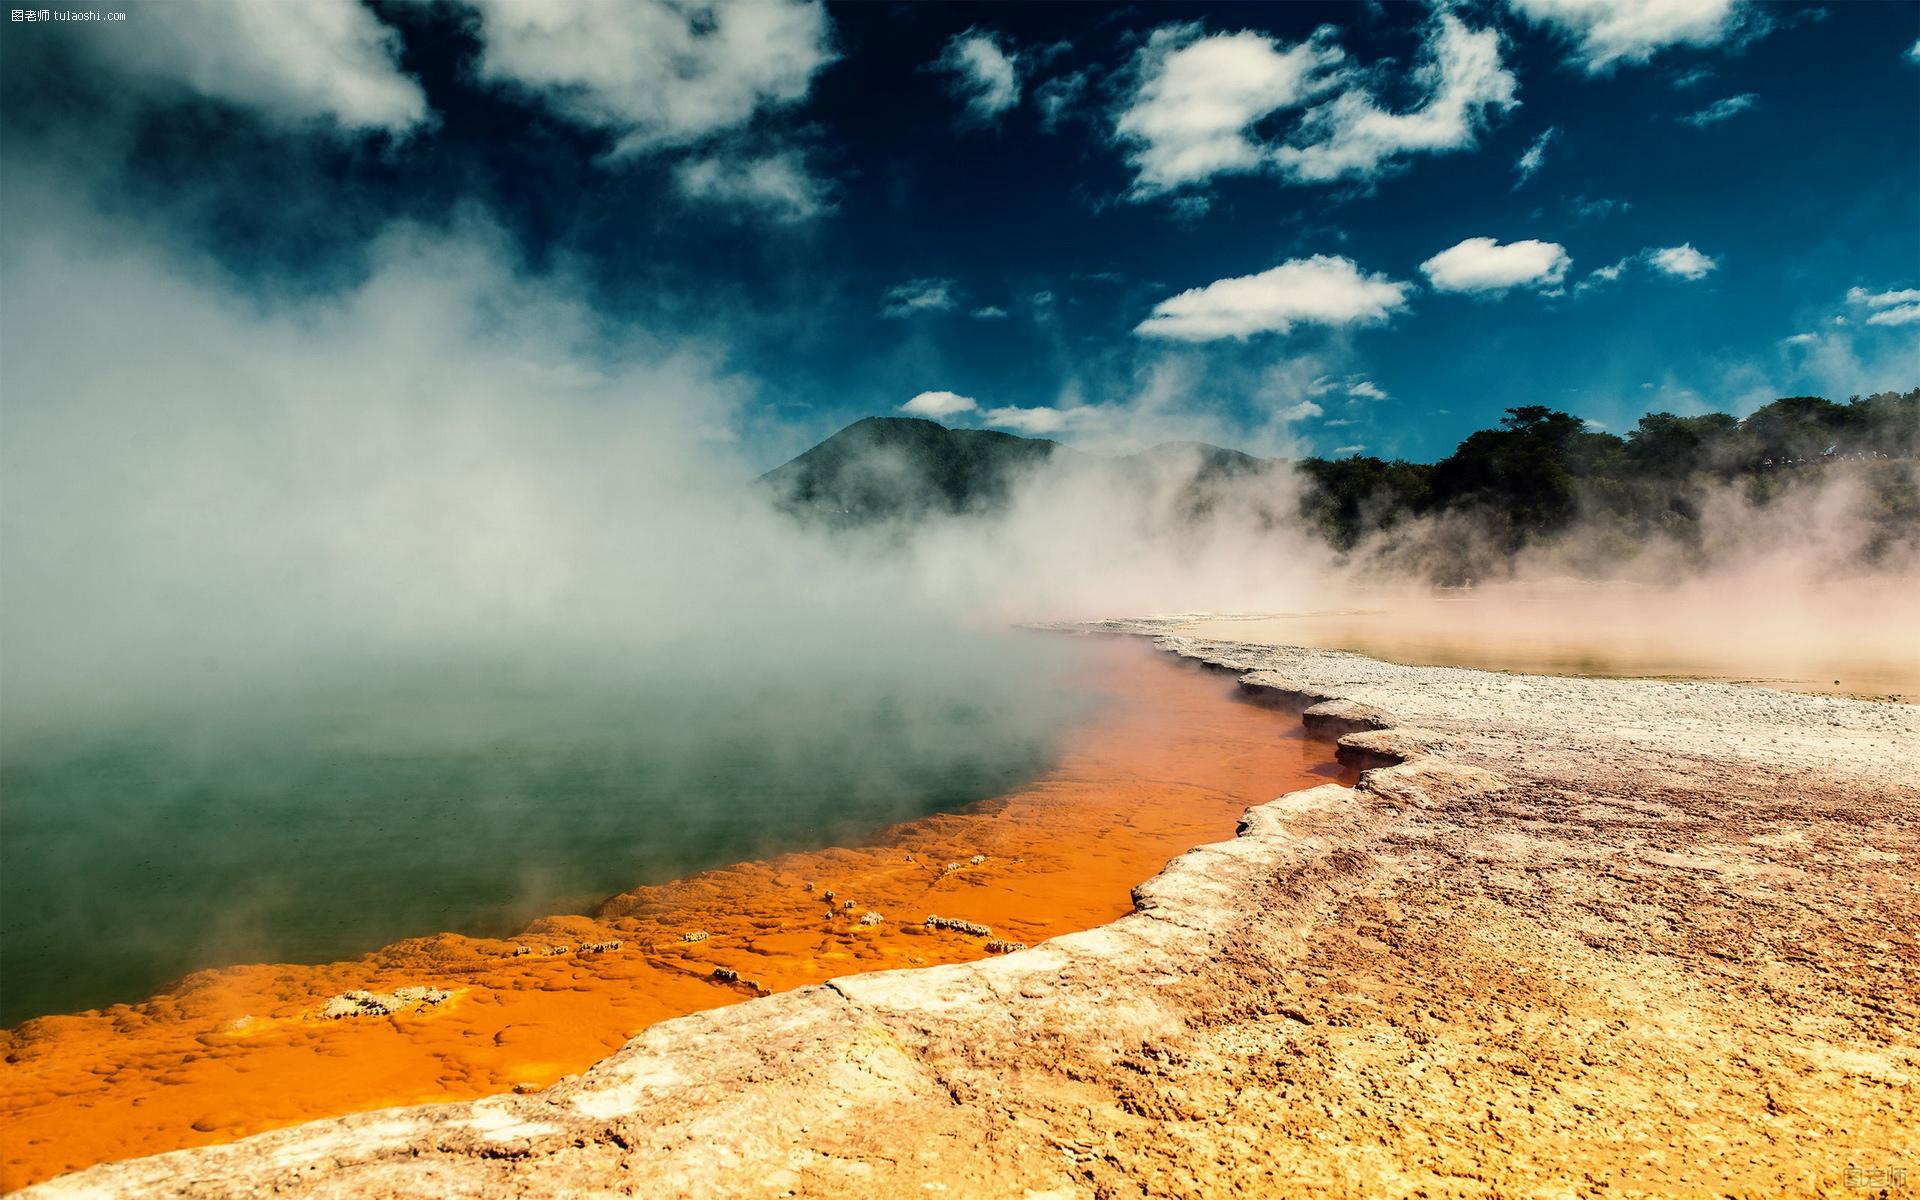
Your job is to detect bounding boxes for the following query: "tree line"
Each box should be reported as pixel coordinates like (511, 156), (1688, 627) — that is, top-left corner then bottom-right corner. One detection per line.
(1294, 389), (1920, 568)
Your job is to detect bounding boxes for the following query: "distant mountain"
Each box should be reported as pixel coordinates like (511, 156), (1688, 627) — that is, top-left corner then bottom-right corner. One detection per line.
(760, 417), (1074, 525)
(759, 417), (1282, 527)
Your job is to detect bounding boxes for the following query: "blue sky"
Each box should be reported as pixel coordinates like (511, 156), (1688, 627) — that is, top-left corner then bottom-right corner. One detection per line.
(1, 0), (1915, 466)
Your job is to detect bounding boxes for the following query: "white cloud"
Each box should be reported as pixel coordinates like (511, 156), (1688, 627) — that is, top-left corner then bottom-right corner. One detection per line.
(80, 0), (426, 132)
(970, 305), (1010, 320)
(1513, 127), (1556, 188)
(1847, 286), (1920, 308)
(1135, 254), (1412, 341)
(1682, 92), (1757, 126)
(464, 0), (834, 154)
(1115, 24), (1344, 193)
(900, 391), (979, 418)
(1331, 443), (1367, 456)
(1035, 70), (1090, 132)
(1420, 237), (1571, 294)
(880, 279), (958, 318)
(1578, 246), (1726, 291)
(1762, 314), (1920, 406)
(1648, 243), (1719, 280)
(1308, 374), (1387, 402)
(1586, 258), (1630, 285)
(935, 29), (1022, 124)
(1569, 195), (1631, 223)
(1909, 37), (1920, 63)
(982, 406), (1086, 435)
(1278, 399), (1324, 422)
(1866, 304), (1920, 328)
(1272, 15), (1518, 185)
(672, 151), (831, 221)
(1508, 0), (1749, 73)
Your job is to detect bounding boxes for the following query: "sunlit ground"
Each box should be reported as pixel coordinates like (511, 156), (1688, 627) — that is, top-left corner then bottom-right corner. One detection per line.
(1176, 577), (1919, 701)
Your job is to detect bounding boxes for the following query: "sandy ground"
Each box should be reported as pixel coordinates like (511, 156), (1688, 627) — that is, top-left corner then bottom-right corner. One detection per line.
(17, 626), (1919, 1199)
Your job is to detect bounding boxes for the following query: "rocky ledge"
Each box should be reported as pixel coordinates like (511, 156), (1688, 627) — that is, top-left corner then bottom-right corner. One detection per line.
(26, 627), (1919, 1198)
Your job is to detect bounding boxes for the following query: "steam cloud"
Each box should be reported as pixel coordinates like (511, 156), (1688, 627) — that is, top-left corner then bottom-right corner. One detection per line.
(3, 176), (1915, 733)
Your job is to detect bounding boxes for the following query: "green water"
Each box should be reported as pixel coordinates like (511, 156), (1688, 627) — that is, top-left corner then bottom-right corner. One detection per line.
(0, 636), (1091, 1026)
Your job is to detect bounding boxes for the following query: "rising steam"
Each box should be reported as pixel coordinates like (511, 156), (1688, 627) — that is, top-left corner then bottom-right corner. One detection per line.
(4, 180), (1914, 734)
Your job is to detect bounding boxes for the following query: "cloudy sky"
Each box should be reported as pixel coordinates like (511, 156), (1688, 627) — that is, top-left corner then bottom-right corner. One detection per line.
(1, 0), (1915, 464)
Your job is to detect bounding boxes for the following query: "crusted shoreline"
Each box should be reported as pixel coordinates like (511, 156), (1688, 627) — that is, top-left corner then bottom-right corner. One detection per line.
(24, 627), (1920, 1199)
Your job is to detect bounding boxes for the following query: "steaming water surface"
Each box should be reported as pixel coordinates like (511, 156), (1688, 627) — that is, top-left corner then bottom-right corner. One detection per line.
(0, 634), (1093, 1026)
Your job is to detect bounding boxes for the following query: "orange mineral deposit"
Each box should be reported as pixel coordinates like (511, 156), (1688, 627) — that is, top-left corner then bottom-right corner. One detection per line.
(0, 639), (1347, 1191)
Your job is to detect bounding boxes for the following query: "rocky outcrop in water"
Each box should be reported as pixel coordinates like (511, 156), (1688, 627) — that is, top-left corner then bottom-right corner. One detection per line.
(320, 988), (449, 1020)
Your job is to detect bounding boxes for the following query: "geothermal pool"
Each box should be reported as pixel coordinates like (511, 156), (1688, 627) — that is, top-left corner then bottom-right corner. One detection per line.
(0, 638), (1347, 1189)
(0, 636), (1091, 1027)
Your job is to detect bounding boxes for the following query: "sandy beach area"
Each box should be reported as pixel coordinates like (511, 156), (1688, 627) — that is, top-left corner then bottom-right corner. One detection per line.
(16, 624), (1916, 1197)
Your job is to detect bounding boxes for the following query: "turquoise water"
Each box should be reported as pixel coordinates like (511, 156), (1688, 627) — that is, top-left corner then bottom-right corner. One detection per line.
(0, 635), (1091, 1026)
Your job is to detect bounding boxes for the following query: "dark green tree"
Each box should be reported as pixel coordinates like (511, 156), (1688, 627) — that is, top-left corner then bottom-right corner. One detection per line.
(1425, 406), (1616, 544)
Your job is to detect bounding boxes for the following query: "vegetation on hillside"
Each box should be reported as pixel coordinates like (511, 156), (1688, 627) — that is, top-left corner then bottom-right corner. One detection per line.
(764, 392), (1919, 580)
(1297, 390), (1920, 577)
(761, 416), (1067, 525)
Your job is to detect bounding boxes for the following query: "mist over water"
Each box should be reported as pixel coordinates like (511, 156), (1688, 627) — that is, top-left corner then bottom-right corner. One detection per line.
(0, 638), (1092, 1025)
(0, 197), (1115, 1025)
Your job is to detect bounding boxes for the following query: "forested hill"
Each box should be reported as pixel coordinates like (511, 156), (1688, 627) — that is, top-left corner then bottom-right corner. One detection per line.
(762, 391), (1919, 566)
(760, 417), (1068, 525)
(1297, 390), (1918, 554)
